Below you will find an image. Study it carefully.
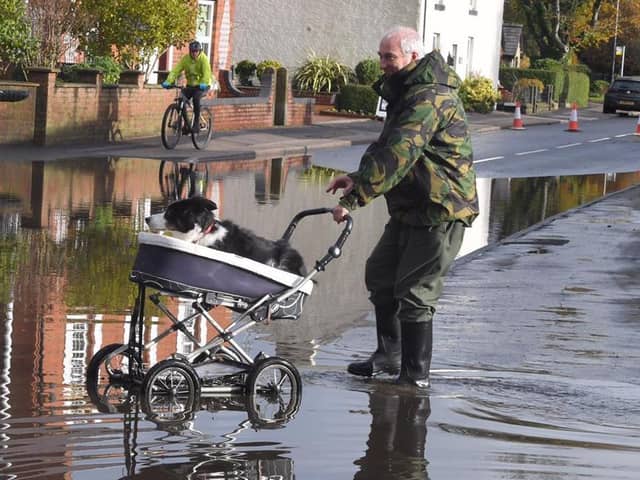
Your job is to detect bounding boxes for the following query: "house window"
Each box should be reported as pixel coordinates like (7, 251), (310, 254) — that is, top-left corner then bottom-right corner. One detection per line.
(432, 33), (441, 52)
(466, 36), (475, 77)
(196, 0), (215, 56)
(448, 44), (458, 66)
(435, 0), (445, 11)
(469, 0), (478, 15)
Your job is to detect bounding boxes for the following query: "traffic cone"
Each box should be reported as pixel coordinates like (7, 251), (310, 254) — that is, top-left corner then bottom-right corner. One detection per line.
(566, 103), (580, 132)
(511, 102), (525, 130)
(635, 115), (640, 136)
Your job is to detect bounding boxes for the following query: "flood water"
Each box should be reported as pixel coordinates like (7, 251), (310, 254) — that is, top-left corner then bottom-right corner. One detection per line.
(1, 155), (640, 479)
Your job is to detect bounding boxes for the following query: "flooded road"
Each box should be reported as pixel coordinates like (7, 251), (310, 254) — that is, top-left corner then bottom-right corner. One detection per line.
(1, 155), (640, 479)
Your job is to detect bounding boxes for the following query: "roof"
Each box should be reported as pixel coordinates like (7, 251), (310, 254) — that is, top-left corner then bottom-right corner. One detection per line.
(502, 23), (523, 57)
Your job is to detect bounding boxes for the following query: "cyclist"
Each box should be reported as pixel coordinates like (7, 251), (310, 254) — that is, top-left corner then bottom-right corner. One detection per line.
(162, 41), (213, 133)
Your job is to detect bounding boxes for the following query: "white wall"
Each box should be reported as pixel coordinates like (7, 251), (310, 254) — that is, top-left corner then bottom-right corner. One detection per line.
(232, 0), (504, 85)
(232, 0), (422, 70)
(421, 0), (504, 85)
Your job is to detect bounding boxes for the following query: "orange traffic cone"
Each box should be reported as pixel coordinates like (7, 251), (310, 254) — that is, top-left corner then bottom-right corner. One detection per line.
(635, 115), (640, 135)
(511, 102), (525, 130)
(566, 103), (580, 132)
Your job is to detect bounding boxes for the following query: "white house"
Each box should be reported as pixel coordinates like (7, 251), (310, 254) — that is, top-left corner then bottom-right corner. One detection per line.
(232, 0), (505, 85)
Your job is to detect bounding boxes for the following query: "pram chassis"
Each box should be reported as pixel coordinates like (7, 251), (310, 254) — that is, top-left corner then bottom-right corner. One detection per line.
(87, 208), (352, 409)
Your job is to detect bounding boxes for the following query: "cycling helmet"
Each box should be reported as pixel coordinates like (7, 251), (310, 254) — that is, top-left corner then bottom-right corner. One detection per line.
(189, 41), (202, 52)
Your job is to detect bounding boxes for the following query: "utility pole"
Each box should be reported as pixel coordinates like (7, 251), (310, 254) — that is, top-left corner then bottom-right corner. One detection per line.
(610, 0), (620, 82)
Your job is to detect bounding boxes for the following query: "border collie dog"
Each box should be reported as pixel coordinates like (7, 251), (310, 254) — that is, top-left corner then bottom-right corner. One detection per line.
(145, 196), (307, 276)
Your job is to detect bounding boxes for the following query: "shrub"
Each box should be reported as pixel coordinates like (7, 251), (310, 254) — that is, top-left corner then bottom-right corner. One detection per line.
(355, 58), (382, 85)
(234, 59), (256, 86)
(294, 54), (353, 93)
(335, 84), (378, 115)
(459, 75), (500, 113)
(532, 58), (563, 70)
(590, 79), (609, 96)
(256, 59), (282, 80)
(60, 56), (122, 85)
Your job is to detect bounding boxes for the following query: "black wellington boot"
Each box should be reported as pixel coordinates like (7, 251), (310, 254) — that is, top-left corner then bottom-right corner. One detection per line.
(397, 322), (433, 388)
(348, 305), (401, 377)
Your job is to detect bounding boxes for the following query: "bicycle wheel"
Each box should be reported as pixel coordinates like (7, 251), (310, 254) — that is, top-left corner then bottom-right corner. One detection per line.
(86, 343), (143, 386)
(245, 357), (302, 427)
(159, 161), (209, 200)
(161, 104), (182, 149)
(191, 108), (212, 150)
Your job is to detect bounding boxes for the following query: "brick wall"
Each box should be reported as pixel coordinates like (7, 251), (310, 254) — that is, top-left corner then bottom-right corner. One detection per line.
(10, 67), (313, 146)
(0, 82), (38, 145)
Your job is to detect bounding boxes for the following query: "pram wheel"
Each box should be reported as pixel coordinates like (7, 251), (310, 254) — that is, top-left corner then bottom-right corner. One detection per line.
(245, 357), (302, 427)
(87, 343), (143, 385)
(141, 359), (200, 420)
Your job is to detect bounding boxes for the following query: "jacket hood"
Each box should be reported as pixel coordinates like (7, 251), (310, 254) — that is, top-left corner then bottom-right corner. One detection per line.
(374, 50), (461, 100)
(407, 50), (461, 89)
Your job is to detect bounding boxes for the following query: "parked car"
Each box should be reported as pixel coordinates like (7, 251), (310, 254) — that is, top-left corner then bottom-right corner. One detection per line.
(602, 76), (640, 114)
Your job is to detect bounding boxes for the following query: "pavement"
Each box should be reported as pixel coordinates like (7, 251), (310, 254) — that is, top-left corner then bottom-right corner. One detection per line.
(3, 102), (611, 163)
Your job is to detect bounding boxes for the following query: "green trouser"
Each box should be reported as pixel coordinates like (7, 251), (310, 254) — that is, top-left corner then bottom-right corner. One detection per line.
(365, 218), (465, 325)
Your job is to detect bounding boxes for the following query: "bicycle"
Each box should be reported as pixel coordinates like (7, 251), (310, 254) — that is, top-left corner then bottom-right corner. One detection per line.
(161, 86), (213, 150)
(158, 160), (209, 200)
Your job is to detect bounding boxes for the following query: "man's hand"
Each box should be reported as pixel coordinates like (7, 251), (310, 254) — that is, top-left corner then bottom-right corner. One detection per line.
(326, 175), (354, 195)
(161, 81), (171, 89)
(331, 205), (350, 224)
(199, 83), (209, 91)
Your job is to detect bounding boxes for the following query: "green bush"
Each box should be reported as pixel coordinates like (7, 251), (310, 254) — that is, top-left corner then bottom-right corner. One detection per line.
(294, 54), (353, 93)
(459, 75), (500, 113)
(500, 67), (563, 101)
(590, 79), (609, 96)
(256, 59), (282, 80)
(234, 59), (256, 86)
(335, 84), (378, 115)
(61, 56), (122, 85)
(355, 58), (382, 85)
(532, 58), (563, 70)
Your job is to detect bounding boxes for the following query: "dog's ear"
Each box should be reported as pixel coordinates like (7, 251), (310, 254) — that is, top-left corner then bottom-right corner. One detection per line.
(204, 199), (218, 211)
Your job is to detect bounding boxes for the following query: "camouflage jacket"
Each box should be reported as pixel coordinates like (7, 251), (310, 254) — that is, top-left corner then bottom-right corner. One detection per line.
(338, 50), (479, 226)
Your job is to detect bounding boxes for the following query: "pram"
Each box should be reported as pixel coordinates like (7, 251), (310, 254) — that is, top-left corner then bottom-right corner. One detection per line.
(86, 208), (352, 417)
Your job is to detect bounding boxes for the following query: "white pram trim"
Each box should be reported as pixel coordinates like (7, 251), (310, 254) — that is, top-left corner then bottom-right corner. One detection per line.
(137, 232), (313, 296)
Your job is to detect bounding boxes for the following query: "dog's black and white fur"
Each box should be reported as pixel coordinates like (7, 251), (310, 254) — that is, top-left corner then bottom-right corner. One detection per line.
(146, 196), (306, 276)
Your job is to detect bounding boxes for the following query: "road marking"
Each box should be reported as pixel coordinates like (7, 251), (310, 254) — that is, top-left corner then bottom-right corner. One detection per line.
(588, 137), (610, 143)
(475, 156), (504, 164)
(556, 143), (582, 149)
(515, 148), (548, 156)
(615, 133), (633, 138)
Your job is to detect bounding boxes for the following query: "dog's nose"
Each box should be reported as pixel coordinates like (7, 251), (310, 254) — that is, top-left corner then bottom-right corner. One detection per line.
(145, 216), (150, 224)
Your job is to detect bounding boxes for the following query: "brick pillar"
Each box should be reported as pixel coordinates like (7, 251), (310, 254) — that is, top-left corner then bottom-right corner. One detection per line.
(27, 68), (58, 146)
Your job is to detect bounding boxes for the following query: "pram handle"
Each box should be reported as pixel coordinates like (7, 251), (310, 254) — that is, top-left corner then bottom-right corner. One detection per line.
(281, 207), (353, 271)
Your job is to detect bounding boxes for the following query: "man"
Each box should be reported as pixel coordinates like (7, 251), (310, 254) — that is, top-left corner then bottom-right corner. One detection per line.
(326, 26), (478, 388)
(162, 41), (213, 133)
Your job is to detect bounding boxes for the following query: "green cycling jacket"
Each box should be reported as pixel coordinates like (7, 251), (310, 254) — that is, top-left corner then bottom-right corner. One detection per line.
(166, 51), (213, 87)
(339, 50), (479, 226)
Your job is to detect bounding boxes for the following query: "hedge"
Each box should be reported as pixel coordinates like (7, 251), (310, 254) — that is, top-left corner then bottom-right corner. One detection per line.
(499, 66), (590, 107)
(335, 84), (378, 115)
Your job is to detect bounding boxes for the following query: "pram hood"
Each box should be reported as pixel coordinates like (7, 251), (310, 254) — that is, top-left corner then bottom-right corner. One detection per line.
(132, 232), (314, 299)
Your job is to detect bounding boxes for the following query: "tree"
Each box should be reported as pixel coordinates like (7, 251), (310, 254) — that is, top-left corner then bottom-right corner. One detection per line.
(77, 0), (198, 77)
(504, 0), (627, 60)
(24, 0), (89, 69)
(0, 0), (37, 77)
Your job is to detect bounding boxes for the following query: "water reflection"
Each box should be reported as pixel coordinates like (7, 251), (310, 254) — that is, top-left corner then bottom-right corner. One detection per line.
(354, 386), (431, 480)
(91, 392), (296, 479)
(0, 154), (639, 478)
